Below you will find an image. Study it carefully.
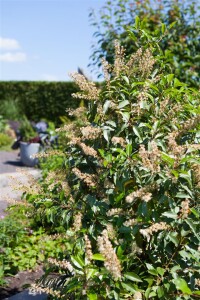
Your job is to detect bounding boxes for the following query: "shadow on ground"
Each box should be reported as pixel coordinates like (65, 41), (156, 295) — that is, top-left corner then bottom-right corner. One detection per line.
(3, 160), (24, 167)
(0, 287), (22, 299)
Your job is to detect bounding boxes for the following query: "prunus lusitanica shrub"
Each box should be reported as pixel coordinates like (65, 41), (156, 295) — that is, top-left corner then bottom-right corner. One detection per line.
(29, 24), (200, 299)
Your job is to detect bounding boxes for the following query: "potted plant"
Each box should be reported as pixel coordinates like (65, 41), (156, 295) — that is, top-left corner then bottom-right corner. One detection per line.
(19, 116), (41, 167)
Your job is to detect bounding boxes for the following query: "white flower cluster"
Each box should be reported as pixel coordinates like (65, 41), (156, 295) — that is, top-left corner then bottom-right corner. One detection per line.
(48, 257), (74, 274)
(140, 222), (169, 241)
(97, 229), (122, 280)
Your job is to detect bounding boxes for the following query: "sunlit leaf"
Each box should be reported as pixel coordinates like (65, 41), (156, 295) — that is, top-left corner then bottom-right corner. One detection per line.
(173, 278), (192, 295)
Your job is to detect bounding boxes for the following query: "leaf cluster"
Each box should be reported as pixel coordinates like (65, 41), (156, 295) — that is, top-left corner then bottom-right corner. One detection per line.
(89, 0), (200, 87)
(0, 205), (69, 286)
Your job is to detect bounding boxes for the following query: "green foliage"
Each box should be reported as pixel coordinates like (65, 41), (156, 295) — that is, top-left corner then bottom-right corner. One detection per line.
(0, 115), (14, 150)
(0, 81), (81, 124)
(24, 24), (200, 299)
(89, 0), (200, 87)
(0, 98), (22, 121)
(0, 133), (13, 148)
(0, 205), (69, 286)
(0, 115), (9, 133)
(19, 115), (38, 142)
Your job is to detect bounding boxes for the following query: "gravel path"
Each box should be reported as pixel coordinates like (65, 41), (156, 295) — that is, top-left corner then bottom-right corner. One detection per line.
(0, 151), (24, 174)
(0, 150), (41, 216)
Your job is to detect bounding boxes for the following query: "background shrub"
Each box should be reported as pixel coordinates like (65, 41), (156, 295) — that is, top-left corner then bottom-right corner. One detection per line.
(0, 133), (13, 148)
(0, 115), (14, 150)
(89, 0), (200, 87)
(0, 98), (22, 121)
(0, 81), (81, 124)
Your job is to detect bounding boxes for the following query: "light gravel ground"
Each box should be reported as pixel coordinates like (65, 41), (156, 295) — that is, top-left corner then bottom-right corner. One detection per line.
(0, 151), (41, 216)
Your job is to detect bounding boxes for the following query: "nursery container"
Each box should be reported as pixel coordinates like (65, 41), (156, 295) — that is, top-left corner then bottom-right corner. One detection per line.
(20, 142), (40, 167)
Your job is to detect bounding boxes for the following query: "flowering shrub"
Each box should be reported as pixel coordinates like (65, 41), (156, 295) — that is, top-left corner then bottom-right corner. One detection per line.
(29, 25), (200, 299)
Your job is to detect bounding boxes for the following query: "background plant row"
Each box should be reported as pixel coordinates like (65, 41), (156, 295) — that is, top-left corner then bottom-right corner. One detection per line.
(0, 81), (83, 124)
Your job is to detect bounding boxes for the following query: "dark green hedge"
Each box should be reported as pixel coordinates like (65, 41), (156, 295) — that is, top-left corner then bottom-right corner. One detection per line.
(0, 81), (81, 124)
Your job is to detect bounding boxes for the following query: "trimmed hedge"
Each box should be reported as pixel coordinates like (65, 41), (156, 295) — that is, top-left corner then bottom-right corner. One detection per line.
(0, 81), (81, 124)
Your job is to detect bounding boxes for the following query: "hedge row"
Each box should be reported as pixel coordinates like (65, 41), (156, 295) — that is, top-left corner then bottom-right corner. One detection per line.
(0, 81), (82, 124)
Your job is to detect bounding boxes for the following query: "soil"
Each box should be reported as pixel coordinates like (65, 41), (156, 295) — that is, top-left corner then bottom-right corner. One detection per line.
(0, 266), (44, 299)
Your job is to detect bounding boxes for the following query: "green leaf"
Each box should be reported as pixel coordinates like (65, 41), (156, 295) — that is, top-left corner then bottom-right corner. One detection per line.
(111, 147), (126, 156)
(132, 126), (142, 141)
(185, 219), (200, 240)
(167, 232), (179, 246)
(171, 265), (181, 277)
(71, 255), (84, 269)
(119, 226), (131, 233)
(190, 208), (199, 218)
(156, 267), (165, 277)
(162, 211), (178, 219)
(92, 253), (105, 261)
(166, 74), (174, 84)
(175, 192), (191, 199)
(146, 263), (158, 275)
(173, 278), (192, 295)
(122, 76), (129, 84)
(157, 286), (164, 298)
(88, 293), (98, 300)
(126, 144), (132, 156)
(145, 287), (152, 298)
(193, 291), (200, 295)
(149, 290), (157, 297)
(179, 250), (190, 259)
(118, 100), (129, 109)
(121, 282), (136, 293)
(161, 23), (166, 34)
(121, 111), (130, 122)
(135, 16), (140, 29)
(117, 245), (125, 258)
(66, 278), (80, 292)
(174, 78), (185, 87)
(140, 202), (148, 217)
(169, 21), (177, 29)
(103, 129), (110, 142)
(151, 120), (160, 134)
(106, 120), (116, 127)
(128, 30), (137, 42)
(103, 100), (110, 113)
(148, 269), (158, 276)
(161, 153), (174, 166)
(86, 268), (98, 280)
(146, 263), (154, 270)
(124, 272), (142, 282)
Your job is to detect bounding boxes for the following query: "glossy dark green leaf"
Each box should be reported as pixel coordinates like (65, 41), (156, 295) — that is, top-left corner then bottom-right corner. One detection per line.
(124, 272), (142, 282)
(167, 232), (179, 246)
(121, 282), (136, 293)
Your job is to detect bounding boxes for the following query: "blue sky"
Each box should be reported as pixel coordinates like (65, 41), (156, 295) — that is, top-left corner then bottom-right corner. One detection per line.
(0, 0), (106, 82)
